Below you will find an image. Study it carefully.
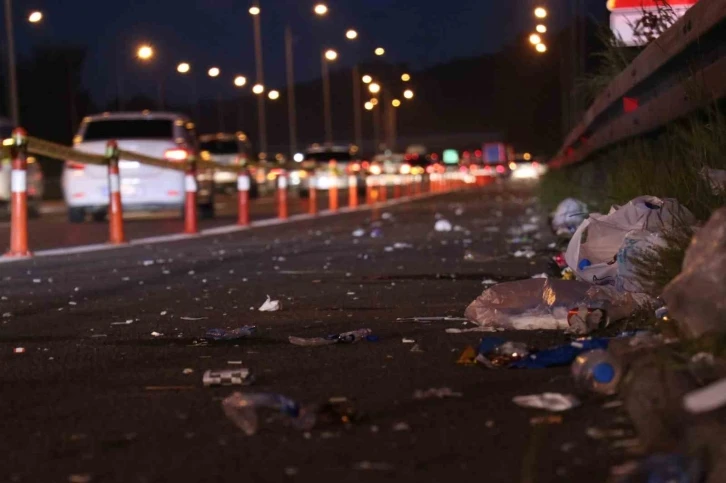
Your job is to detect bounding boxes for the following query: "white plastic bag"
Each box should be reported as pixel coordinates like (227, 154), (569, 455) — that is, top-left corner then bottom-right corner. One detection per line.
(551, 198), (588, 236)
(565, 196), (694, 289)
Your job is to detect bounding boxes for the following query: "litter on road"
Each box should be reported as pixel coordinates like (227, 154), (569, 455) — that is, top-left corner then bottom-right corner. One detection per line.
(512, 393), (580, 412)
(289, 328), (372, 347)
(203, 369), (254, 387)
(205, 326), (257, 341)
(258, 296), (281, 312)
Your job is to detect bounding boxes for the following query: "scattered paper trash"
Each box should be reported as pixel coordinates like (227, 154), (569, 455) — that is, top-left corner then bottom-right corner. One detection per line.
(14, 347), (25, 354)
(370, 228), (384, 238)
(205, 326), (257, 341)
(402, 338), (416, 344)
(682, 377), (726, 414)
(512, 393), (580, 412)
(531, 273), (549, 279)
(434, 220), (453, 232)
(289, 329), (372, 347)
(410, 344), (424, 353)
(203, 368), (254, 387)
(259, 296), (281, 312)
(352, 228), (366, 237)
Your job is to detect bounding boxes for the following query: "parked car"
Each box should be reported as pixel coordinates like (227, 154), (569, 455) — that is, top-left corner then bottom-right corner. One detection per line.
(0, 117), (44, 217)
(199, 132), (258, 198)
(62, 111), (214, 223)
(296, 144), (365, 198)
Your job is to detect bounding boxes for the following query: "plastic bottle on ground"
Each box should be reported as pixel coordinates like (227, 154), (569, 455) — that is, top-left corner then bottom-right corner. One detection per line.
(571, 349), (622, 395)
(289, 328), (372, 347)
(222, 392), (316, 435)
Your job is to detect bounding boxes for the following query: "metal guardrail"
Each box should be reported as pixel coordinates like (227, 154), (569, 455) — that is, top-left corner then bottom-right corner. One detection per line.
(550, 0), (726, 168)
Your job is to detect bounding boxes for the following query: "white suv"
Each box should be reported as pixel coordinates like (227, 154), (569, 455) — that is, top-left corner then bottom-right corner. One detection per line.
(62, 112), (214, 223)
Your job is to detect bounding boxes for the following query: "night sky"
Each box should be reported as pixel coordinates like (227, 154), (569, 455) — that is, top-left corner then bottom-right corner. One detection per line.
(10, 0), (608, 105)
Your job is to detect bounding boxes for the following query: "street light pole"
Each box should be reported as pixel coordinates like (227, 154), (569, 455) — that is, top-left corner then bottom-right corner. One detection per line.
(250, 5), (267, 155)
(284, 25), (297, 157)
(4, 0), (19, 125)
(352, 64), (362, 150)
(321, 51), (333, 147)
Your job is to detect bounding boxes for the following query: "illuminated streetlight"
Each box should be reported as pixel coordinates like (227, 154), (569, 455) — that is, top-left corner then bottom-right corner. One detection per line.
(177, 62), (190, 74)
(374, 47), (385, 56)
(314, 3), (328, 15)
(368, 82), (381, 94)
(403, 89), (414, 99)
(252, 84), (265, 95)
(536, 24), (547, 34)
(268, 90), (280, 100)
(362, 75), (372, 84)
(28, 11), (43, 23)
(249, 6), (260, 15)
(392, 99), (401, 107)
(529, 33), (542, 45)
(401, 73), (411, 82)
(324, 49), (338, 61)
(137, 45), (154, 61)
(370, 98), (378, 106)
(208, 67), (220, 77)
(536, 43), (548, 53)
(234, 75), (247, 87)
(523, 152), (532, 161)
(534, 7), (547, 18)
(293, 153), (304, 162)
(346, 29), (358, 40)
(364, 101), (374, 110)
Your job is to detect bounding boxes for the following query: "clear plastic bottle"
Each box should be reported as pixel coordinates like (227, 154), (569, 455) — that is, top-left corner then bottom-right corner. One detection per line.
(222, 392), (317, 435)
(571, 349), (622, 395)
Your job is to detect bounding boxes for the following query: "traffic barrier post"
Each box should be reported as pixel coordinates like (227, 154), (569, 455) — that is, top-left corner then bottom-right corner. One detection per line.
(394, 178), (402, 199)
(366, 176), (375, 205)
(348, 175), (358, 208)
(184, 158), (198, 234)
(6, 128), (31, 257)
(308, 175), (318, 215)
(379, 178), (387, 202)
(329, 176), (339, 212)
(105, 140), (126, 244)
(277, 171), (288, 220)
(237, 170), (250, 226)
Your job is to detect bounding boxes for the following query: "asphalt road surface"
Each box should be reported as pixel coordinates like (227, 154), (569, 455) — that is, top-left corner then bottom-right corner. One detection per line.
(0, 180), (636, 483)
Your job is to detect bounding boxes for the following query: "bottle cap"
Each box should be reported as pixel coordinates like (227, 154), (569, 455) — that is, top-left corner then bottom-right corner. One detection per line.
(592, 362), (615, 383)
(578, 259), (592, 271)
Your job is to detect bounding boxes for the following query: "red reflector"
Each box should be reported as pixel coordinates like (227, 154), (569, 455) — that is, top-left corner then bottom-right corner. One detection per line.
(66, 161), (85, 170)
(167, 190), (180, 196)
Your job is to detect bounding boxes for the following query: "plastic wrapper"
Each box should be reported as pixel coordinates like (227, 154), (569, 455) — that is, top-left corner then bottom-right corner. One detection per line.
(565, 196), (694, 290)
(662, 207), (726, 338)
(289, 328), (372, 347)
(464, 278), (644, 331)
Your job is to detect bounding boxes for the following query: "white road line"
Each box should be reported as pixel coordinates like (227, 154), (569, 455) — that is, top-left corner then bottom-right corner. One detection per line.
(0, 190), (447, 264)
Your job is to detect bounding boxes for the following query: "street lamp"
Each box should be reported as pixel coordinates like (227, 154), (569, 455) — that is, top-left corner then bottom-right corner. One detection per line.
(346, 29), (358, 40)
(392, 99), (401, 107)
(370, 98), (378, 106)
(374, 47), (385, 56)
(208, 67), (220, 77)
(364, 102), (374, 110)
(268, 90), (280, 100)
(249, 6), (260, 15)
(536, 43), (548, 53)
(401, 73), (411, 82)
(234, 75), (247, 87)
(534, 7), (547, 18)
(177, 62), (190, 74)
(252, 84), (264, 95)
(137, 45), (154, 61)
(362, 75), (372, 84)
(324, 49), (338, 61)
(403, 89), (414, 99)
(529, 34), (542, 45)
(321, 48), (337, 145)
(314, 3), (328, 15)
(536, 24), (547, 34)
(28, 11), (42, 23)
(369, 83), (381, 94)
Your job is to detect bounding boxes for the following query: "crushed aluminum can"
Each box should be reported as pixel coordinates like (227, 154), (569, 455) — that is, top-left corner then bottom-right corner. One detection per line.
(203, 368), (254, 387)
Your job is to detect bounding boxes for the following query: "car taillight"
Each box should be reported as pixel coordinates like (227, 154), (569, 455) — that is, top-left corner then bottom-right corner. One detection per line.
(66, 161), (85, 170)
(496, 165), (505, 173)
(400, 163), (411, 175)
(361, 161), (370, 169)
(350, 163), (361, 172)
(426, 165), (434, 174)
(459, 166), (468, 173)
(484, 165), (492, 174)
(164, 148), (190, 162)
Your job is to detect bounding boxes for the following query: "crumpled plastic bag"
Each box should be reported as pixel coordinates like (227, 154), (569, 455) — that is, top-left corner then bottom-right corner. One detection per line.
(662, 207), (726, 338)
(464, 278), (646, 331)
(565, 196), (694, 290)
(551, 198), (588, 237)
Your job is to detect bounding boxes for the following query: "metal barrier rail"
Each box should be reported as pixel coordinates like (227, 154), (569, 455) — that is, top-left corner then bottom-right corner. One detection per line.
(2, 128), (485, 258)
(550, 0), (726, 168)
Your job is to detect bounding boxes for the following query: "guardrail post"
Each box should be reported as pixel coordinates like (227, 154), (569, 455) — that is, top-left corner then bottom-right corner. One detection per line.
(308, 175), (318, 215)
(277, 171), (288, 220)
(379, 178), (387, 202)
(394, 178), (402, 198)
(366, 176), (375, 205)
(6, 128), (30, 257)
(105, 140), (126, 244)
(237, 169), (250, 226)
(415, 175), (422, 195)
(184, 158), (198, 234)
(348, 175), (358, 208)
(329, 176), (339, 212)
